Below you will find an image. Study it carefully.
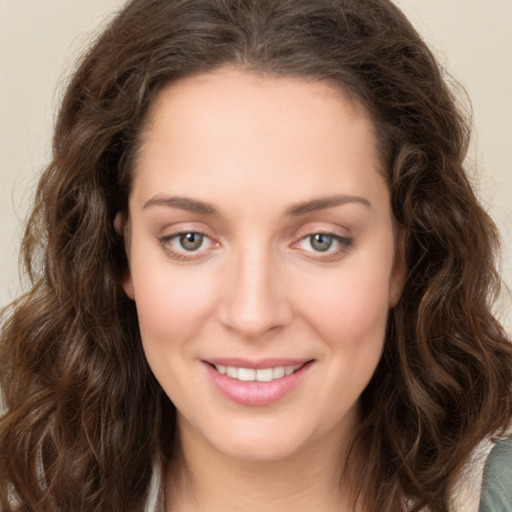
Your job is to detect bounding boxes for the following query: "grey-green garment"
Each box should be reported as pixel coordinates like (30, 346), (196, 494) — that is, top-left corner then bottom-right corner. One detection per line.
(479, 438), (512, 512)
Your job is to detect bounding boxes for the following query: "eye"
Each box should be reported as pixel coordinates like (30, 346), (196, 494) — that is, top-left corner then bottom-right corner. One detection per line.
(178, 232), (205, 251)
(309, 233), (334, 252)
(292, 232), (352, 259)
(159, 231), (218, 261)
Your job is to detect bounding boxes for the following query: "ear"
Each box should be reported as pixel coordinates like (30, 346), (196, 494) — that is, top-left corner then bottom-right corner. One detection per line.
(121, 270), (135, 300)
(114, 212), (124, 235)
(114, 212), (135, 300)
(389, 232), (407, 308)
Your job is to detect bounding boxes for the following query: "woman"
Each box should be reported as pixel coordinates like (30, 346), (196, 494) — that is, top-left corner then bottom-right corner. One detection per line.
(1, 0), (511, 511)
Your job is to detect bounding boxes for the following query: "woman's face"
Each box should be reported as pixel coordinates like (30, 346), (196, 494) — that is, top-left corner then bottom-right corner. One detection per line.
(123, 68), (404, 462)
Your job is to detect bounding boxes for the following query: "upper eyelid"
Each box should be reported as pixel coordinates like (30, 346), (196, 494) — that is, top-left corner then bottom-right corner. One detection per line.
(157, 222), (352, 248)
(161, 229), (349, 242)
(291, 220), (351, 235)
(161, 230), (214, 246)
(296, 232), (351, 246)
(154, 217), (351, 236)
(291, 227), (351, 245)
(157, 222), (217, 240)
(162, 229), (210, 239)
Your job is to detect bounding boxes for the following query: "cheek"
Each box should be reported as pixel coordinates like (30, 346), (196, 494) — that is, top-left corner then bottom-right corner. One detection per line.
(130, 262), (218, 349)
(315, 282), (389, 385)
(130, 264), (220, 405)
(297, 258), (394, 344)
(284, 258), (392, 436)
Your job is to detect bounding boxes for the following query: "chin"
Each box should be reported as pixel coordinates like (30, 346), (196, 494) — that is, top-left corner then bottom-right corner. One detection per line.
(212, 431), (307, 463)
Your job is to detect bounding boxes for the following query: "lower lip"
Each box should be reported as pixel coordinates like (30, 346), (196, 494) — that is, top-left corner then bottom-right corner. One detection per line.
(204, 362), (313, 407)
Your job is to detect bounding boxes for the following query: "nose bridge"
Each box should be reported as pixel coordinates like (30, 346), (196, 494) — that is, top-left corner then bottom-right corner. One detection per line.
(220, 239), (290, 338)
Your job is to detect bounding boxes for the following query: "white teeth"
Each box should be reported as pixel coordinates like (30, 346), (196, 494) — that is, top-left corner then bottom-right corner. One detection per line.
(214, 364), (302, 382)
(238, 368), (256, 381)
(226, 366), (238, 378)
(256, 368), (274, 382)
(273, 366), (285, 379)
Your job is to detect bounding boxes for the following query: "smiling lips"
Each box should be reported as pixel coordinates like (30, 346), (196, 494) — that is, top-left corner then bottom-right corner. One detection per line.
(204, 360), (312, 406)
(213, 364), (303, 382)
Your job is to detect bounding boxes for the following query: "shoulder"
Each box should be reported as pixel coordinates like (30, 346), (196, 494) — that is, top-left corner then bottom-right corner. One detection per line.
(451, 437), (512, 512)
(478, 437), (512, 512)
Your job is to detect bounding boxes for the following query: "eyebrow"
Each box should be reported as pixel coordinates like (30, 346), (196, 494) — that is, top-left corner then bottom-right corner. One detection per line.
(143, 196), (219, 215)
(143, 193), (371, 216)
(285, 195), (372, 216)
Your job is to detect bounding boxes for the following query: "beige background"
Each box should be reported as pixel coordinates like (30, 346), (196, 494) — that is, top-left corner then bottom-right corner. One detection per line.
(1, 0), (511, 332)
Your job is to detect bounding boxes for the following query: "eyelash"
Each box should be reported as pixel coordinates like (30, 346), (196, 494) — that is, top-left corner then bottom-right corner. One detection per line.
(159, 231), (217, 261)
(158, 231), (352, 262)
(292, 233), (352, 260)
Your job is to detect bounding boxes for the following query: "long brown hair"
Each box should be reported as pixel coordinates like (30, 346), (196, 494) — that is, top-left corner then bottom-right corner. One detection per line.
(1, 0), (511, 510)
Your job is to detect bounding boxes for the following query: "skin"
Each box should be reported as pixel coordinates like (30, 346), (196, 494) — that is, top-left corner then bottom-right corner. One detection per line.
(122, 68), (405, 511)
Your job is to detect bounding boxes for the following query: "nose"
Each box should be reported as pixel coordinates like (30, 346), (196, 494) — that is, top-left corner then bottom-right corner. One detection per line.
(218, 244), (292, 339)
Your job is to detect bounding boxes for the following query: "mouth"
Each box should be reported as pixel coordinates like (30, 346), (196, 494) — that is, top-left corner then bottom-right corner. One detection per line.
(203, 359), (314, 406)
(208, 362), (307, 383)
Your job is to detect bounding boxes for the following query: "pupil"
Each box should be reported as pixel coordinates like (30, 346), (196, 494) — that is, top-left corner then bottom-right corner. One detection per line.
(180, 233), (203, 251)
(311, 234), (332, 252)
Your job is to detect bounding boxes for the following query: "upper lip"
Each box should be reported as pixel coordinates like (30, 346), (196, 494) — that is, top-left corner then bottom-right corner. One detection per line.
(203, 358), (313, 369)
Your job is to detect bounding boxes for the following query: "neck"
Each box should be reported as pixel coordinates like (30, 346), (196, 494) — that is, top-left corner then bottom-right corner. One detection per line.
(164, 414), (361, 512)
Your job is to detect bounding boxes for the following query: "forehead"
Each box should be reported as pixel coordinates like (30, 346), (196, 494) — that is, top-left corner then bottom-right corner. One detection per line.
(131, 68), (386, 211)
